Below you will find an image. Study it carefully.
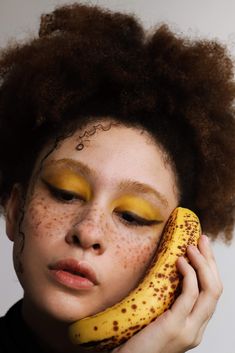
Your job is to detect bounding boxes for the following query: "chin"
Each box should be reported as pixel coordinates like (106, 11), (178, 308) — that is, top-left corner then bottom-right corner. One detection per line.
(42, 292), (102, 322)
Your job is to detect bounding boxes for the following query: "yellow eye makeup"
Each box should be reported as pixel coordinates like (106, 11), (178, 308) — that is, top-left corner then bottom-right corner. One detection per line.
(111, 195), (164, 222)
(41, 167), (92, 201)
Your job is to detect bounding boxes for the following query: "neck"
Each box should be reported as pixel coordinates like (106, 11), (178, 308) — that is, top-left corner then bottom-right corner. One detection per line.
(21, 297), (98, 353)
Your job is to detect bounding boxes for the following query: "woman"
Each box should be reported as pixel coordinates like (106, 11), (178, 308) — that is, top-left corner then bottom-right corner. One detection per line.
(0, 3), (234, 353)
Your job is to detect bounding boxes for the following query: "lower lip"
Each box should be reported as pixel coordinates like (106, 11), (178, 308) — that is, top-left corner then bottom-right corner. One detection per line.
(50, 269), (95, 290)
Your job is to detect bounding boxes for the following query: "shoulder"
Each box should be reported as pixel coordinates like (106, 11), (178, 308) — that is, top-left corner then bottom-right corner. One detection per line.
(0, 300), (23, 353)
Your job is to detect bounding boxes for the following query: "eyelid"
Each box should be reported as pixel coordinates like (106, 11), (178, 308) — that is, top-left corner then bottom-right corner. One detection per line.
(111, 195), (164, 222)
(41, 168), (92, 201)
(43, 180), (85, 202)
(120, 211), (161, 226)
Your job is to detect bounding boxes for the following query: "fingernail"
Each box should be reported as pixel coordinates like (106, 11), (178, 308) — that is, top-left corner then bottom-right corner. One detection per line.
(188, 244), (200, 253)
(202, 234), (210, 243)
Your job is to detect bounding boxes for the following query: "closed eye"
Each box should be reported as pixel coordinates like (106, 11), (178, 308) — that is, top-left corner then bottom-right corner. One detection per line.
(43, 180), (85, 203)
(117, 211), (161, 227)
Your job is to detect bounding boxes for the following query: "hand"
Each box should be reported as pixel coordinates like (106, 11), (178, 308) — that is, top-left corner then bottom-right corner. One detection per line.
(112, 234), (223, 353)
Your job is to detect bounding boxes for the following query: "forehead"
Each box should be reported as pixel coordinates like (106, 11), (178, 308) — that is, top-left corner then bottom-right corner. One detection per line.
(43, 121), (164, 172)
(34, 120), (179, 206)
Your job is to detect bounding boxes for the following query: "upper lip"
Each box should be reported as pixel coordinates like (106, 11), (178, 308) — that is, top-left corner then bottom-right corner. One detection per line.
(48, 258), (99, 285)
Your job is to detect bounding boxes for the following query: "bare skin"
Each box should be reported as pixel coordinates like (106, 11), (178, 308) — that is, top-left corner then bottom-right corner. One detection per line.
(5, 119), (222, 353)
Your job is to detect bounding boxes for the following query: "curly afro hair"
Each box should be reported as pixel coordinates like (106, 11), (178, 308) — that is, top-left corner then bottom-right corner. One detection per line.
(0, 3), (235, 242)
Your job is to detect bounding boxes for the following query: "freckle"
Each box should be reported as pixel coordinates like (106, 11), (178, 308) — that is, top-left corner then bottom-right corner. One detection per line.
(45, 222), (53, 229)
(131, 304), (137, 310)
(28, 207), (34, 214)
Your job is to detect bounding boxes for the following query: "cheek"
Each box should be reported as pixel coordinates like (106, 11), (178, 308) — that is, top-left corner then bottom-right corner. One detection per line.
(101, 212), (160, 273)
(112, 231), (157, 273)
(23, 196), (77, 238)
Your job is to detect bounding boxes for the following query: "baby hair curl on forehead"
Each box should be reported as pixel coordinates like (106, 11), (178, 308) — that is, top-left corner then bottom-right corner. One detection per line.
(0, 2), (235, 242)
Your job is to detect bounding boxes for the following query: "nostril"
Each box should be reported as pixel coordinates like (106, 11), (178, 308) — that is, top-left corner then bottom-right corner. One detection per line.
(92, 243), (101, 250)
(72, 235), (80, 245)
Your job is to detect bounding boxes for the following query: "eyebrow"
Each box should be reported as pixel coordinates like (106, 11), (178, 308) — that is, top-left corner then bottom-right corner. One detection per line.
(43, 158), (95, 176)
(117, 180), (169, 207)
(44, 158), (169, 207)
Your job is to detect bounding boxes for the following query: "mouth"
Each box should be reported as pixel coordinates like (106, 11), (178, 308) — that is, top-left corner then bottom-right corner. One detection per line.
(48, 258), (99, 290)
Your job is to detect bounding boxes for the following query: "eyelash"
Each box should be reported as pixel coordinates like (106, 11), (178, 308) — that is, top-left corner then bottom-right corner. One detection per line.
(45, 183), (85, 203)
(117, 211), (159, 227)
(45, 183), (159, 227)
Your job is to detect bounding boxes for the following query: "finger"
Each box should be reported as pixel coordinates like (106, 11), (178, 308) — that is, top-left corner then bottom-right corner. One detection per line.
(198, 234), (223, 288)
(170, 256), (199, 319)
(186, 244), (214, 292)
(186, 245), (222, 323)
(198, 234), (213, 260)
(188, 291), (219, 329)
(194, 318), (211, 345)
(187, 243), (222, 296)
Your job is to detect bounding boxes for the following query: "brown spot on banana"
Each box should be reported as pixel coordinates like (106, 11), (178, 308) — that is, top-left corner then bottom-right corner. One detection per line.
(68, 207), (201, 351)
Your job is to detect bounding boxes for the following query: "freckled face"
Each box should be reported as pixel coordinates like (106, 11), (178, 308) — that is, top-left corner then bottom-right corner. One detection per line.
(11, 121), (179, 322)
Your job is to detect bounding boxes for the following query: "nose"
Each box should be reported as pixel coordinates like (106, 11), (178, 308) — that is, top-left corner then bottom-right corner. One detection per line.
(65, 207), (107, 254)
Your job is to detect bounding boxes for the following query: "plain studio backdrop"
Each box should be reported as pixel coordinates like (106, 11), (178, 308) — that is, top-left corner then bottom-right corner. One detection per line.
(0, 1), (235, 352)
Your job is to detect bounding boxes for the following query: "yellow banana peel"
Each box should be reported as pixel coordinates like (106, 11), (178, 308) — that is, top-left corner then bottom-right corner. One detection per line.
(68, 207), (201, 351)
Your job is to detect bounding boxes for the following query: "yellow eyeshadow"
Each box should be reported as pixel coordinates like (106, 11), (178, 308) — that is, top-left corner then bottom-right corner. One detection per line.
(111, 195), (163, 221)
(42, 168), (92, 200)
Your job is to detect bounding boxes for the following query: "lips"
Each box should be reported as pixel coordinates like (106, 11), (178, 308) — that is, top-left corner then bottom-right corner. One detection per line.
(48, 258), (99, 290)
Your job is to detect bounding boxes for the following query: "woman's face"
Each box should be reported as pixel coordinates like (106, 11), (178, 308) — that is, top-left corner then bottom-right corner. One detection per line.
(7, 120), (179, 322)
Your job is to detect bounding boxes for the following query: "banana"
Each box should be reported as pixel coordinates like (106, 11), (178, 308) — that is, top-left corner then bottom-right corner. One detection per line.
(68, 207), (201, 351)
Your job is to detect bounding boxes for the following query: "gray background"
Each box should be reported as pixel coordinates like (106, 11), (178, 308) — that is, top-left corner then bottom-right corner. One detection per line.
(0, 1), (235, 352)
